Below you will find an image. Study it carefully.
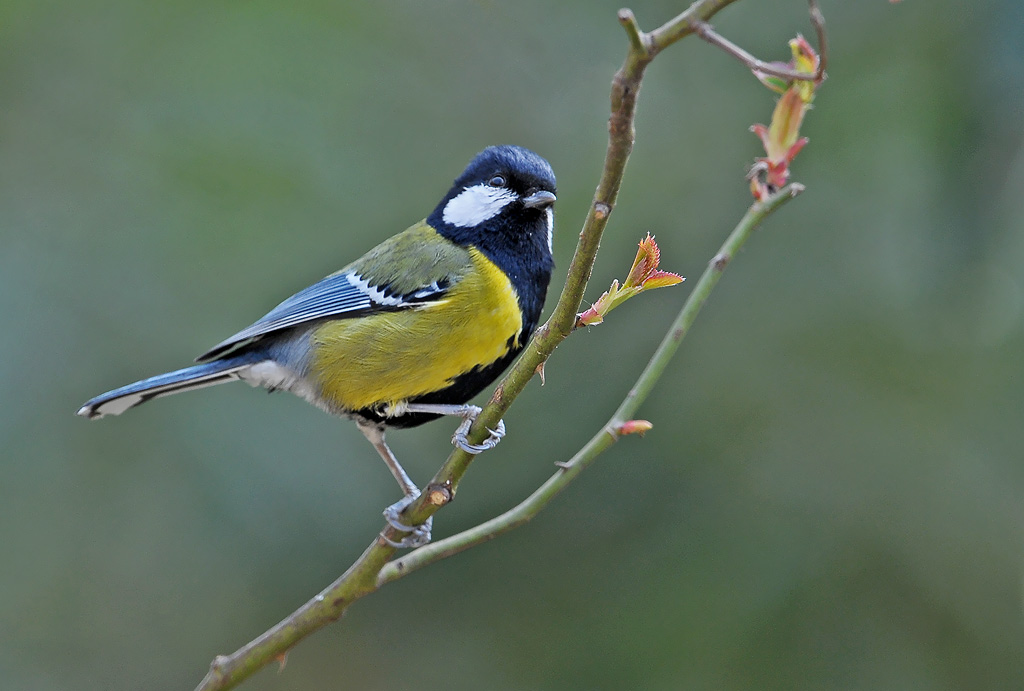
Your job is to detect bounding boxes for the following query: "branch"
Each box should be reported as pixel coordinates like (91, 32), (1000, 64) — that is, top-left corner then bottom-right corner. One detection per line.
(388, 0), (745, 546)
(694, 0), (827, 84)
(808, 0), (828, 82)
(192, 2), (805, 689)
(379, 183), (804, 584)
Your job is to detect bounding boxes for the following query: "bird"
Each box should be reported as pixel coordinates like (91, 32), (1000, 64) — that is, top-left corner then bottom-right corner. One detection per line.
(78, 144), (557, 548)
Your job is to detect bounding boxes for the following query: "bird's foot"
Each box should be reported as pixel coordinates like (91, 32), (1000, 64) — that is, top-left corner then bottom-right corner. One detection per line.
(394, 403), (507, 454)
(382, 493), (432, 549)
(452, 406), (506, 454)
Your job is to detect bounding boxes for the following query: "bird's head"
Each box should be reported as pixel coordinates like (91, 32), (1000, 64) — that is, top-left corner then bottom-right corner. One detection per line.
(430, 145), (557, 255)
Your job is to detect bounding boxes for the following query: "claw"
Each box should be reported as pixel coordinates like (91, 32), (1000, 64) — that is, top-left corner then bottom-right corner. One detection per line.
(382, 493), (433, 548)
(453, 416), (506, 454)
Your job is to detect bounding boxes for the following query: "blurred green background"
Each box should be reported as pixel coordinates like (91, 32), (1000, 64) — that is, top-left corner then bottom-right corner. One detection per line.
(4, 0), (1023, 689)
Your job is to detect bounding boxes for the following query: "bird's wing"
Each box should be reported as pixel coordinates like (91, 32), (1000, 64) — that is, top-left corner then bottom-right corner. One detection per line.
(196, 222), (470, 361)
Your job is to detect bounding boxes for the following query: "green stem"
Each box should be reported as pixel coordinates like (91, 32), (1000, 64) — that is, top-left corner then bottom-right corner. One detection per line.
(391, 0), (744, 546)
(379, 183), (804, 585)
(192, 3), (757, 689)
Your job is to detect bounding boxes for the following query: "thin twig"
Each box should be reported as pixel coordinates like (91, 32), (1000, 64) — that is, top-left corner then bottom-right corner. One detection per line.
(808, 0), (827, 81)
(618, 8), (650, 57)
(693, 21), (816, 82)
(694, 0), (827, 84)
(378, 183), (804, 585)
(191, 2), (769, 688)
(383, 0), (745, 557)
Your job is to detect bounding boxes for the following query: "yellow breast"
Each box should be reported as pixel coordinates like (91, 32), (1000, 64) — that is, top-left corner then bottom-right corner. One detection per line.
(309, 248), (522, 413)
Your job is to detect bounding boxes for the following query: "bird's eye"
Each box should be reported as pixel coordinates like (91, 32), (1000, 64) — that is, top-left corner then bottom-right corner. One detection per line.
(488, 174), (506, 188)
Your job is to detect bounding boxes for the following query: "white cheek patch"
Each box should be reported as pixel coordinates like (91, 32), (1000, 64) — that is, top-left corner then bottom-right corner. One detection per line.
(442, 183), (517, 227)
(544, 206), (554, 253)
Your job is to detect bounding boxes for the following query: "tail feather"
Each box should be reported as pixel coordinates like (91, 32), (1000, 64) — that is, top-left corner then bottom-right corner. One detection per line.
(77, 356), (257, 419)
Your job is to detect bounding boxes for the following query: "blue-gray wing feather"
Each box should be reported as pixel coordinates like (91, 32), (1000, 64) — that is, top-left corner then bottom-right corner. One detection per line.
(195, 271), (445, 362)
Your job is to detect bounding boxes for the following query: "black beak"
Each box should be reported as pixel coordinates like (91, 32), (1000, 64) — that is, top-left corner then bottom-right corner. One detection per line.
(522, 190), (557, 209)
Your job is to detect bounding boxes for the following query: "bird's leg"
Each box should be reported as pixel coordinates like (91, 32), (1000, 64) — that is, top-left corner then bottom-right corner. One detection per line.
(356, 418), (418, 496)
(356, 419), (431, 548)
(396, 403), (506, 455)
